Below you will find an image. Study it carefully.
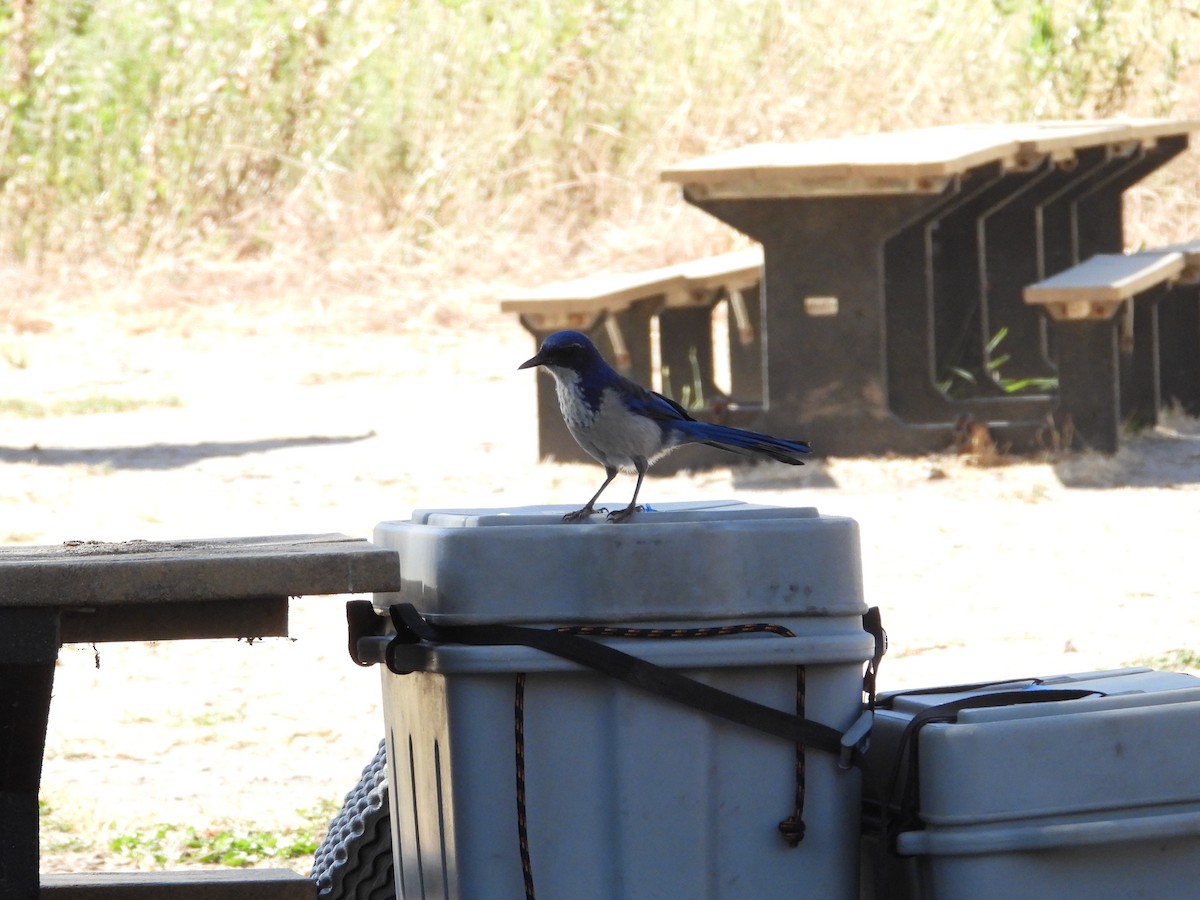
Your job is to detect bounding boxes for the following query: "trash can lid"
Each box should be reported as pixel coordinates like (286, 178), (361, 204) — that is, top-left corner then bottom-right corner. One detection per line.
(373, 500), (866, 624)
(408, 499), (813, 527)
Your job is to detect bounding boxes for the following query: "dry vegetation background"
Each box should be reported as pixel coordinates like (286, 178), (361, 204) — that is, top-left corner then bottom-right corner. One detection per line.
(3, 0), (1200, 878)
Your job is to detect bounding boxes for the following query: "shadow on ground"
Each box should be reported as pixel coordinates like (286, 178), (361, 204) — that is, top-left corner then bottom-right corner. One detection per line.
(730, 464), (839, 489)
(1054, 425), (1200, 488)
(0, 433), (376, 471)
(729, 415), (1200, 491)
(1056, 412), (1200, 489)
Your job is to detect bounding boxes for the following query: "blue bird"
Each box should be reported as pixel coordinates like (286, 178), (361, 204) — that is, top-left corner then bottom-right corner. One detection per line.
(519, 330), (811, 523)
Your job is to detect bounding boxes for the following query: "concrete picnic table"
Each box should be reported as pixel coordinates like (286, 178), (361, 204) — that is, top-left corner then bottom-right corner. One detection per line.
(0, 534), (401, 899)
(662, 119), (1200, 455)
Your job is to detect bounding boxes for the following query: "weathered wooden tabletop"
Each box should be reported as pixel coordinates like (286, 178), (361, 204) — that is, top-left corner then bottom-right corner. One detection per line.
(0, 533), (402, 642)
(661, 118), (1200, 199)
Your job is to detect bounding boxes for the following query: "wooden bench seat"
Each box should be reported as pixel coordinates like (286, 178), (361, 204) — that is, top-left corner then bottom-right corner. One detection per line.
(1023, 251), (1186, 320)
(504, 248), (764, 468)
(1148, 238), (1200, 278)
(1024, 248), (1200, 450)
(500, 263), (688, 333)
(500, 247), (762, 331)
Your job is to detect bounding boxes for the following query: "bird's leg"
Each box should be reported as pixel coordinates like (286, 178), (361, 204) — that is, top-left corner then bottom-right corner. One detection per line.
(607, 459), (647, 523)
(562, 466), (617, 523)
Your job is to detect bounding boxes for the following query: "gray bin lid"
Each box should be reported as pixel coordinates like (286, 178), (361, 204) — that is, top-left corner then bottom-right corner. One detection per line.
(373, 500), (865, 624)
(889, 669), (1200, 828)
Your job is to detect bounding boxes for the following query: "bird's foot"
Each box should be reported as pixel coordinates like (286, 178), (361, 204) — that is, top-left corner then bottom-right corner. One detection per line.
(606, 505), (643, 524)
(562, 506), (607, 523)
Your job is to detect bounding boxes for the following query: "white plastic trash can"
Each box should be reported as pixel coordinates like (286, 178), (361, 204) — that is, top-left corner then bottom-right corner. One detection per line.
(862, 668), (1200, 900)
(368, 501), (877, 899)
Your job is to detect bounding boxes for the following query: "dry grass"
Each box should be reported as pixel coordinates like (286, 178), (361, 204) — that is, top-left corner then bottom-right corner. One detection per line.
(3, 0), (1200, 312)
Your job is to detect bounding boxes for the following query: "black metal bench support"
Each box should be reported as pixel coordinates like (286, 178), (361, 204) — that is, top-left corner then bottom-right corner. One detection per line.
(726, 283), (765, 409)
(1157, 281), (1200, 416)
(1121, 287), (1165, 432)
(0, 610), (58, 900)
(657, 305), (721, 410)
(1052, 317), (1122, 452)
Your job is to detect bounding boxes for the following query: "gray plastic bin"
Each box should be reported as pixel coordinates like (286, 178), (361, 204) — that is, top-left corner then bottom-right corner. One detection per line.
(369, 501), (875, 899)
(863, 668), (1200, 900)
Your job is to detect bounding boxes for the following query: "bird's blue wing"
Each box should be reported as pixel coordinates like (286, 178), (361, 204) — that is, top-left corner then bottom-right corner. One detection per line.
(614, 376), (696, 423)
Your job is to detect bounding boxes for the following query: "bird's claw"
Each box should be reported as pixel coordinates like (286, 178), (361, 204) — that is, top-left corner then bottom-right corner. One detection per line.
(606, 505), (643, 524)
(562, 506), (607, 523)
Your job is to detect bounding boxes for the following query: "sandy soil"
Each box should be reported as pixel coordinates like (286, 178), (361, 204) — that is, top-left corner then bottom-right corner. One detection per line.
(4, 296), (1200, 875)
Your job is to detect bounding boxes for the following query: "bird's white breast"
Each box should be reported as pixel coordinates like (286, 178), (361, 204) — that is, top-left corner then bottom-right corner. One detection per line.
(550, 368), (595, 430)
(547, 368), (669, 469)
(586, 391), (668, 468)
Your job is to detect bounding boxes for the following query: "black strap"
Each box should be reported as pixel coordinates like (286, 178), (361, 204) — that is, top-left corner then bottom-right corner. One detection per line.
(387, 603), (854, 763)
(862, 606), (887, 709)
(879, 675), (1047, 701)
(346, 599), (386, 667)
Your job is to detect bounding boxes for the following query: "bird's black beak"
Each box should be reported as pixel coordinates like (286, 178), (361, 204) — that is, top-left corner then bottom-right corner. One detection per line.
(518, 351), (544, 370)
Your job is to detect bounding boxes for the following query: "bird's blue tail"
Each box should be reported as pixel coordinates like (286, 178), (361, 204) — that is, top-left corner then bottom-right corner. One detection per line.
(677, 421), (811, 465)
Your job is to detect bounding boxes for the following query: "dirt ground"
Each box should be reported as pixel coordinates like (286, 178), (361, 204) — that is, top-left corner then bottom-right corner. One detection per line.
(4, 288), (1200, 876)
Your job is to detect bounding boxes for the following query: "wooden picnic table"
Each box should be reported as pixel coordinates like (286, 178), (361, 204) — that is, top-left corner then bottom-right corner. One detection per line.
(0, 534), (401, 899)
(662, 119), (1200, 454)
